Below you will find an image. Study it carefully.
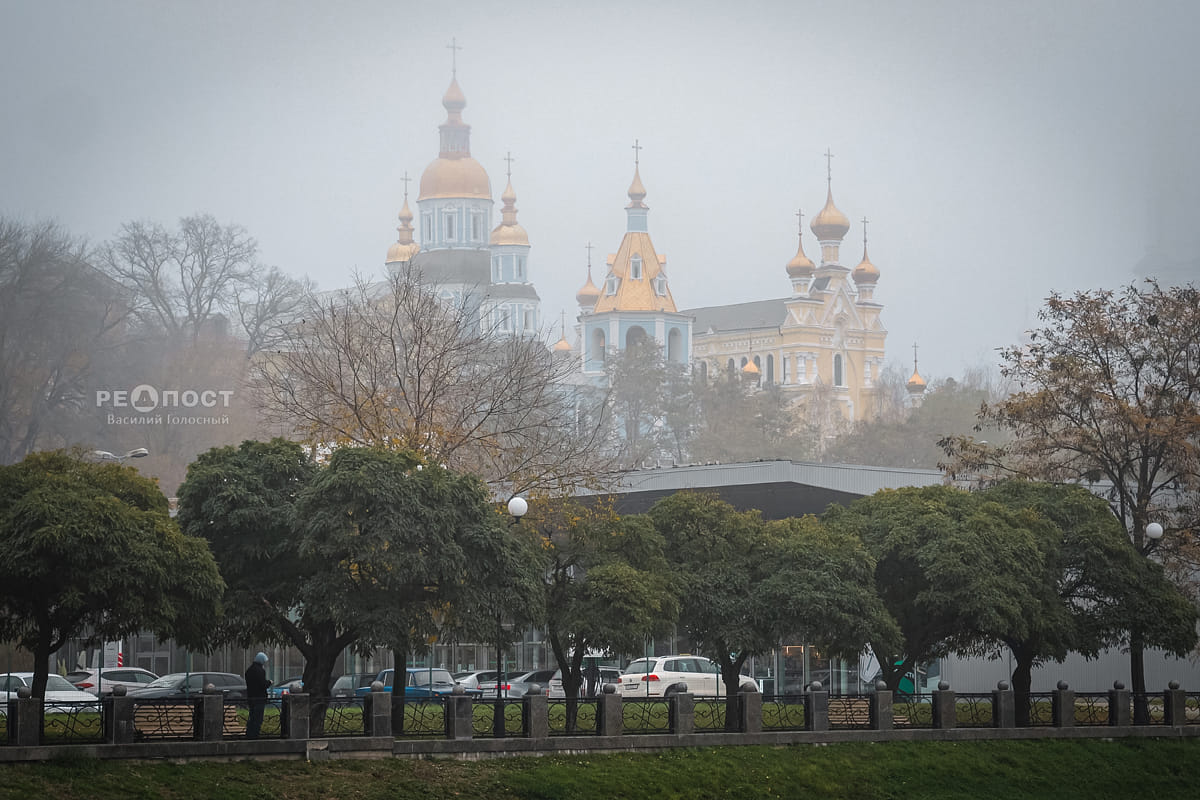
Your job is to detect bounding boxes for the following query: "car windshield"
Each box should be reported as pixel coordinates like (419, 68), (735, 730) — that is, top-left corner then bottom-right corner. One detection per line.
(45, 675), (77, 691)
(623, 659), (654, 674)
(410, 669), (454, 686)
(144, 674), (186, 688)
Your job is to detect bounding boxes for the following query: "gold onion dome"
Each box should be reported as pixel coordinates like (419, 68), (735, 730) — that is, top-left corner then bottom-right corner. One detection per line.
(442, 77), (466, 112)
(742, 360), (761, 375)
(419, 76), (491, 200)
(553, 334), (572, 352)
(627, 167), (648, 208)
(853, 244), (880, 285)
(386, 197), (420, 263)
(490, 177), (529, 246)
(907, 368), (926, 390)
(811, 187), (850, 241)
(576, 270), (601, 306)
(786, 233), (816, 277)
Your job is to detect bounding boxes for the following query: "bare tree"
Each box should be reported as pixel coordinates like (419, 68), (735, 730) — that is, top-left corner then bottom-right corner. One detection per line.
(0, 218), (130, 463)
(252, 266), (616, 495)
(99, 214), (305, 355)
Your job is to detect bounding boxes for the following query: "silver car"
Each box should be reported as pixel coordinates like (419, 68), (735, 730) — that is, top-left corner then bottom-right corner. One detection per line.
(66, 667), (159, 697)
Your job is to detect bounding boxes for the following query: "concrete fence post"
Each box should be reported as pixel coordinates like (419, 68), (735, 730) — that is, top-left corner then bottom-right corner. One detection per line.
(104, 685), (136, 744)
(596, 685), (623, 737)
(870, 682), (893, 731)
(992, 681), (1015, 729)
(282, 693), (310, 740)
(445, 687), (473, 740)
(671, 693), (695, 735)
(199, 685), (224, 741)
(363, 690), (391, 738)
(1108, 681), (1131, 727)
(1052, 681), (1075, 728)
(740, 689), (763, 734)
(806, 682), (829, 732)
(8, 690), (41, 746)
(1164, 681), (1187, 726)
(522, 688), (549, 738)
(932, 682), (956, 729)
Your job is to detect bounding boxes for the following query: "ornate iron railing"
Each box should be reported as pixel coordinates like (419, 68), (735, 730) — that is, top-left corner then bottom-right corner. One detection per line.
(693, 697), (734, 732)
(547, 698), (599, 735)
(621, 698), (671, 735)
(472, 699), (524, 738)
(1184, 693), (1200, 725)
(953, 694), (994, 728)
(1073, 693), (1111, 726)
(1132, 693), (1165, 725)
(41, 700), (104, 744)
(893, 694), (934, 729)
(131, 699), (199, 740)
(395, 698), (446, 738)
(828, 695), (872, 730)
(761, 695), (807, 731)
(1024, 692), (1055, 727)
(320, 697), (366, 737)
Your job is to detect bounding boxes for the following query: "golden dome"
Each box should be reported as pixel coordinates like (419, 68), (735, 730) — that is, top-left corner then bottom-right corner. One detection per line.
(419, 156), (491, 200)
(853, 244), (879, 285)
(742, 360), (761, 375)
(442, 77), (466, 113)
(576, 271), (600, 307)
(627, 167), (647, 208)
(387, 240), (420, 263)
(553, 334), (572, 352)
(811, 187), (850, 241)
(786, 231), (815, 277)
(490, 176), (529, 245)
(907, 369), (926, 391)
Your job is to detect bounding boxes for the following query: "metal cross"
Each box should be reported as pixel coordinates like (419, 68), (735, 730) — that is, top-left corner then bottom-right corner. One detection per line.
(504, 151), (515, 179)
(795, 209), (804, 235)
(824, 147), (834, 184)
(400, 172), (412, 201)
(632, 139), (642, 168)
(861, 216), (869, 246)
(447, 38), (462, 76)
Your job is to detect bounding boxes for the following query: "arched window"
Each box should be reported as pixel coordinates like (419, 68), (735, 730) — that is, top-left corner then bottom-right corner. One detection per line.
(631, 254), (643, 280)
(834, 354), (844, 386)
(727, 358), (736, 375)
(766, 354), (775, 385)
(626, 326), (647, 352)
(699, 360), (709, 382)
(591, 329), (607, 368)
(667, 328), (682, 362)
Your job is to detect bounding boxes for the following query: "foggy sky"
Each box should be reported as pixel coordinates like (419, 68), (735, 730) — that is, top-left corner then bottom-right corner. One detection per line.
(3, 0), (1197, 381)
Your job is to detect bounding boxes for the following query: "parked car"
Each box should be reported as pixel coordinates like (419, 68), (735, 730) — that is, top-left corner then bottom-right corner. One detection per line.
(267, 676), (305, 699)
(125, 671), (247, 700)
(66, 667), (159, 697)
(1, 673), (102, 712)
(332, 672), (378, 700)
(451, 670), (498, 690)
(618, 655), (758, 697)
(479, 668), (557, 699)
(547, 667), (622, 698)
(357, 668), (483, 699)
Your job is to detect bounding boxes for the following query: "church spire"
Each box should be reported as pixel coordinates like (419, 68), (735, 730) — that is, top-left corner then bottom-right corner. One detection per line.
(810, 148), (850, 264)
(626, 140), (649, 233)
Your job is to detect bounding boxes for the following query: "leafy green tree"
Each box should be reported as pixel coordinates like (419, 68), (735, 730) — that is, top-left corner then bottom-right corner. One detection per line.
(982, 480), (1197, 722)
(0, 450), (223, 698)
(524, 500), (677, 731)
(649, 492), (896, 726)
(824, 485), (1044, 691)
(605, 335), (695, 465)
(941, 281), (1200, 696)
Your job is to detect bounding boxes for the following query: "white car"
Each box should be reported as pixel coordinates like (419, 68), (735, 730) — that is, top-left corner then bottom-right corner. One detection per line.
(547, 667), (622, 698)
(1, 673), (102, 713)
(65, 667), (159, 697)
(618, 655), (758, 697)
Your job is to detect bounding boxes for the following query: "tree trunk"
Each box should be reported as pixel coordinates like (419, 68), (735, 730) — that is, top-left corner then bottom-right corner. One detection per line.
(1130, 631), (1149, 724)
(391, 644), (409, 734)
(1010, 648), (1034, 728)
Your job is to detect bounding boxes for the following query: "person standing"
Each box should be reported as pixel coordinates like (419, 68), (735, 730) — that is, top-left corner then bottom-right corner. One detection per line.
(245, 651), (271, 739)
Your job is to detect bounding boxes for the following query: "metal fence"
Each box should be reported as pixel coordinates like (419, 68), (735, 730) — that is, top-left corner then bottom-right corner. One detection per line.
(621, 698), (672, 735)
(547, 698), (599, 735)
(761, 694), (807, 731)
(954, 693), (995, 728)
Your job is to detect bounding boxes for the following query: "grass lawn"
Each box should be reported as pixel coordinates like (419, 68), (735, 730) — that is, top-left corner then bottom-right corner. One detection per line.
(1, 738), (1198, 799)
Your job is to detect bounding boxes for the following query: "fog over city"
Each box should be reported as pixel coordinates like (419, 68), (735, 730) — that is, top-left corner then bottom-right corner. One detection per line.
(3, 0), (1197, 379)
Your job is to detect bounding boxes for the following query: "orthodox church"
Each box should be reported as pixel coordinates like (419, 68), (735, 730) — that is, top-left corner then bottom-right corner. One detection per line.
(386, 69), (910, 424)
(574, 154), (900, 422)
(384, 69), (540, 336)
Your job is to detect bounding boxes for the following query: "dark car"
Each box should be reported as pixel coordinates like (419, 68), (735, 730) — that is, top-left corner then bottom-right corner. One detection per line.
(332, 672), (378, 700)
(356, 668), (483, 699)
(125, 671), (247, 700)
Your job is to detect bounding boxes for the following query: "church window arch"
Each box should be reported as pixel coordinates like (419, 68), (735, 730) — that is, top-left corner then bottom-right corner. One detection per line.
(591, 329), (607, 367)
(834, 354), (844, 386)
(626, 325), (648, 351)
(727, 358), (736, 375)
(631, 254), (643, 280)
(605, 275), (619, 295)
(766, 354), (775, 385)
(667, 327), (683, 362)
(699, 360), (709, 382)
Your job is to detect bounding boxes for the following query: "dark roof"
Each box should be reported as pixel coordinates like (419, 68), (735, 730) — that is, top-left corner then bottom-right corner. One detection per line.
(414, 249), (490, 286)
(682, 298), (788, 334)
(486, 282), (542, 301)
(604, 481), (863, 520)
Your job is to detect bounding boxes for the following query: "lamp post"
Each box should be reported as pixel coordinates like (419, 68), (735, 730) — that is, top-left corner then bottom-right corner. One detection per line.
(93, 448), (149, 463)
(491, 496), (528, 737)
(87, 447), (149, 695)
(1132, 520), (1167, 724)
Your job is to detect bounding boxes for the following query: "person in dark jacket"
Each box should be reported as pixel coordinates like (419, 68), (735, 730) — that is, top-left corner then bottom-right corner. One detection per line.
(245, 651), (271, 739)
